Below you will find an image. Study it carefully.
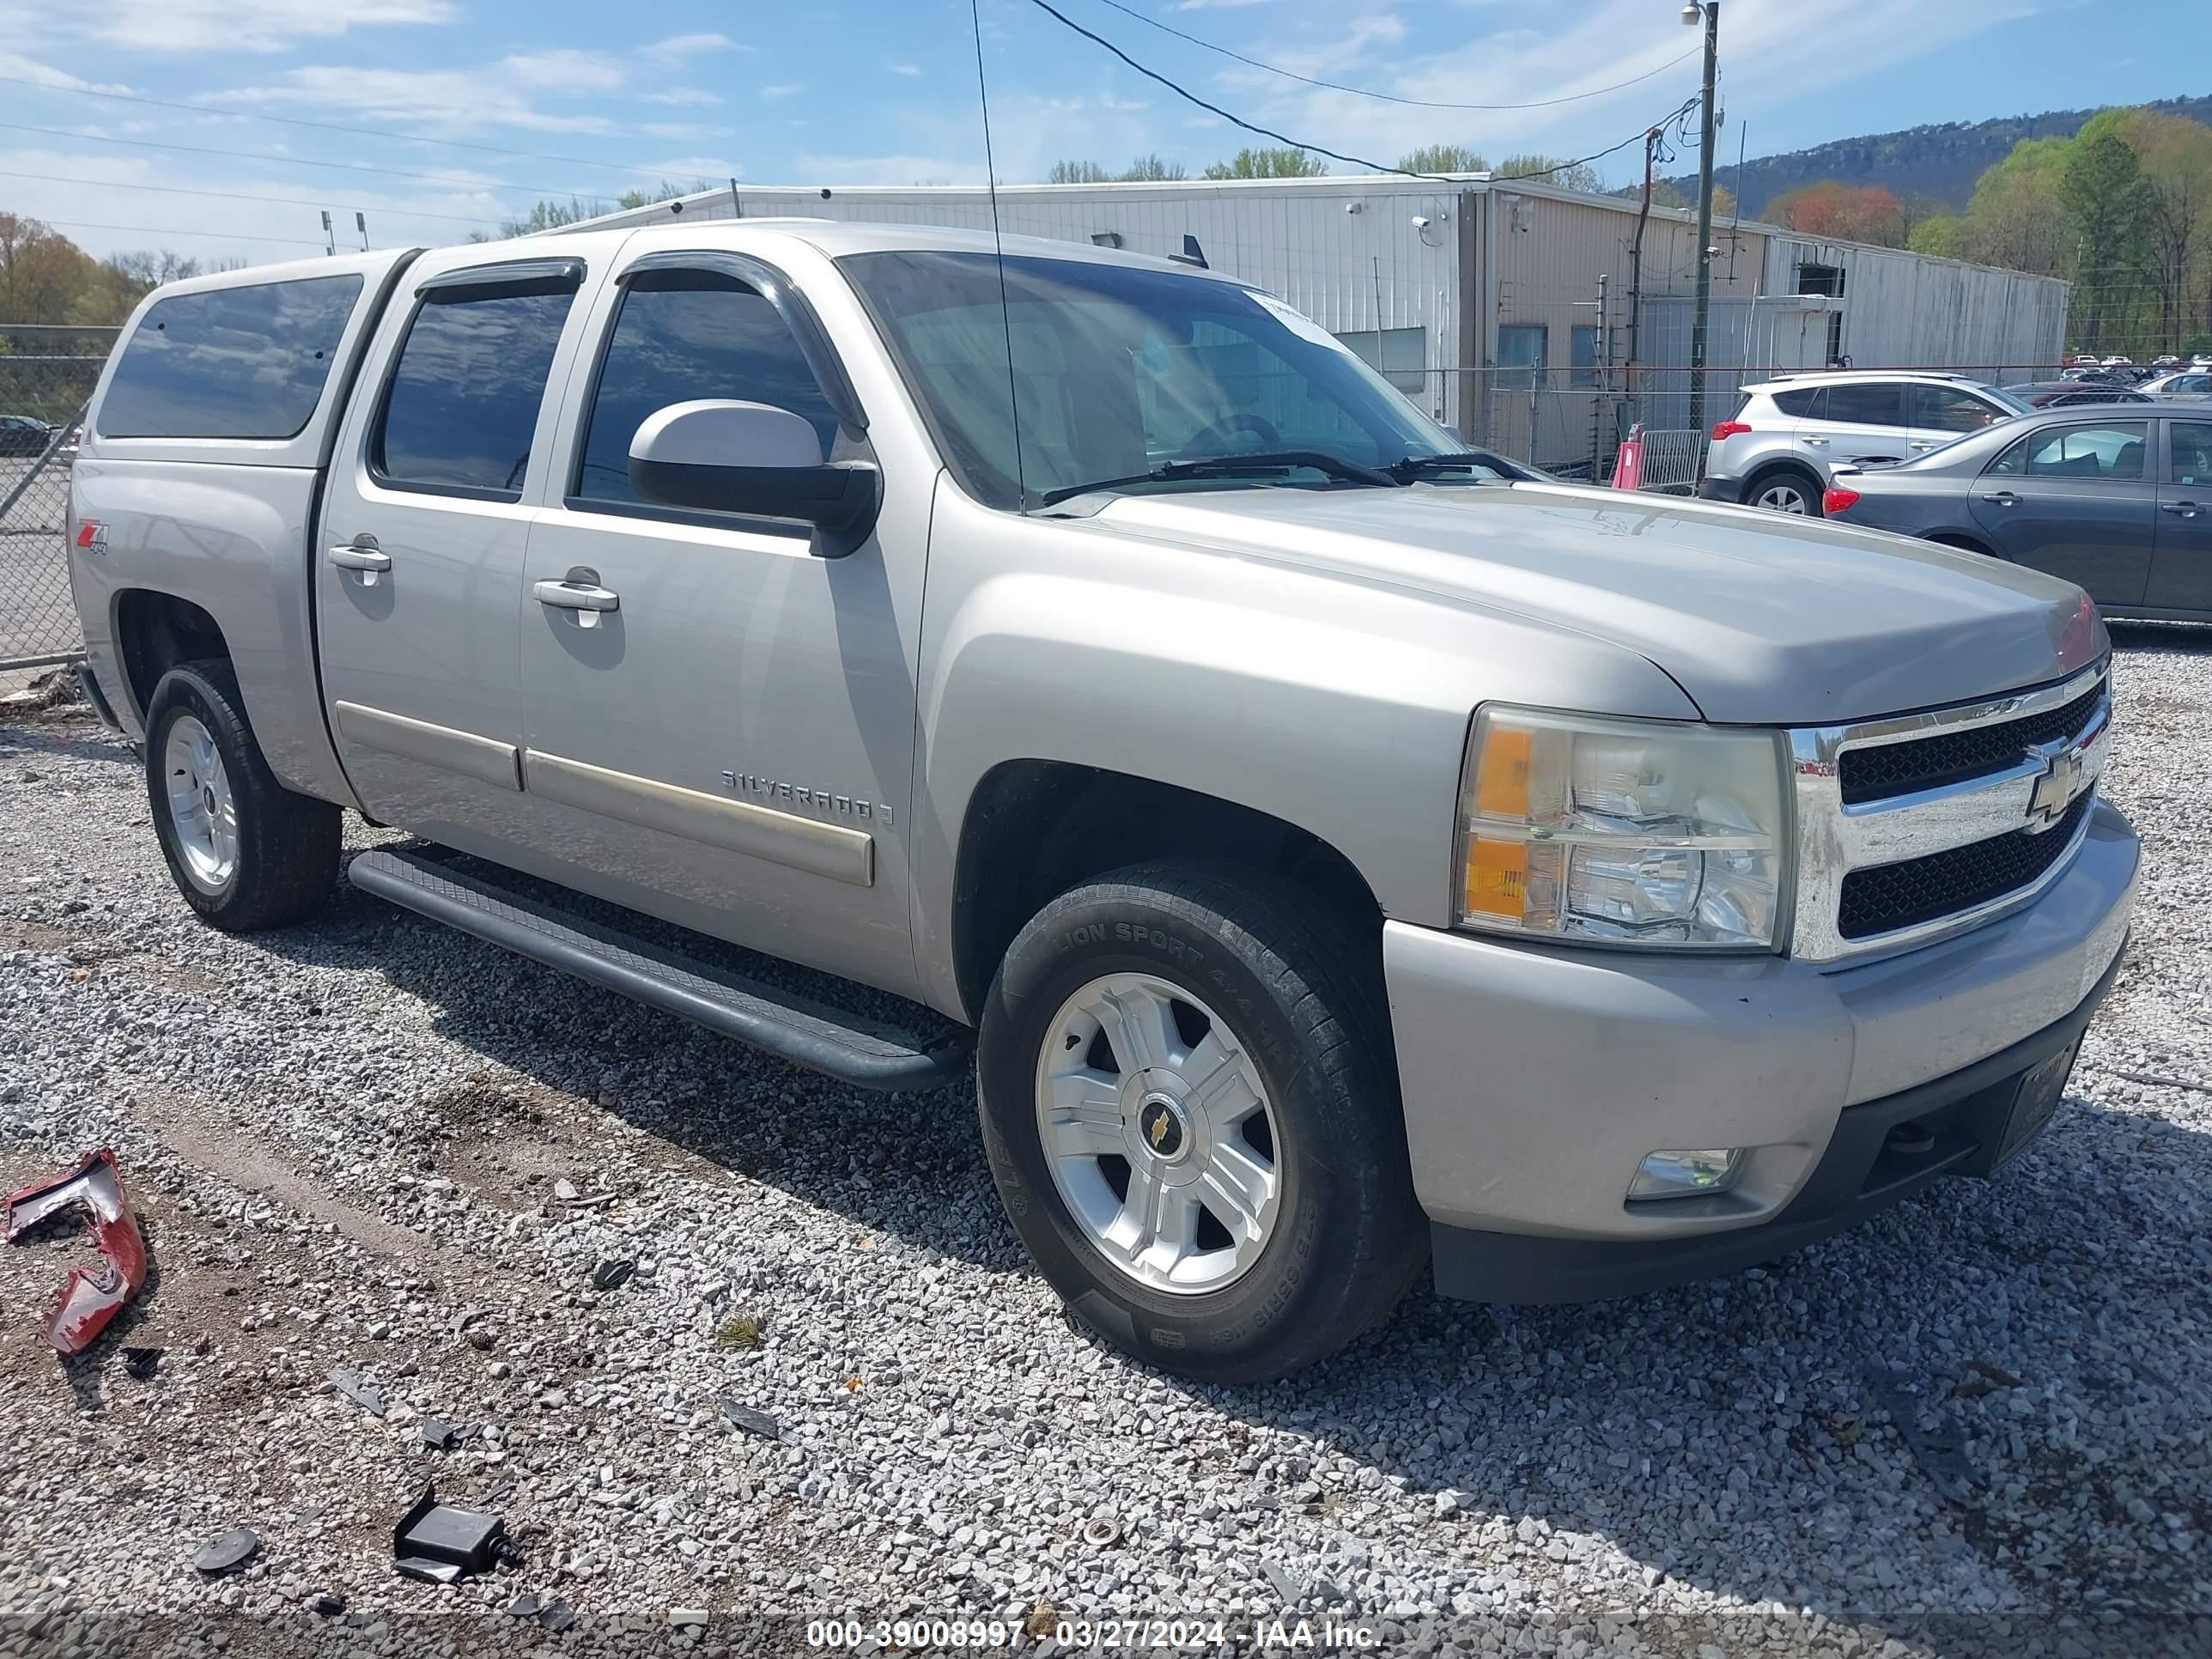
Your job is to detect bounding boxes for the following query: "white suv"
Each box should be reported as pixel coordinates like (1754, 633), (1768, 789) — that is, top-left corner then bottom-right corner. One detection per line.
(1699, 372), (2031, 515)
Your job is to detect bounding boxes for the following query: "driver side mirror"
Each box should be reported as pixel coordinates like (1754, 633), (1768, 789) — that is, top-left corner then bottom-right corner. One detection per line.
(629, 399), (880, 556)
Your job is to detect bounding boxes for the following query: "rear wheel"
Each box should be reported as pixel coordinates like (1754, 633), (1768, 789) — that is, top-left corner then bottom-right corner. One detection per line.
(976, 861), (1425, 1383)
(1747, 467), (1822, 515)
(144, 660), (341, 932)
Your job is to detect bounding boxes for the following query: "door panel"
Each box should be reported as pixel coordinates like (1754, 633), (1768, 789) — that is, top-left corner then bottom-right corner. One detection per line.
(2148, 418), (2212, 611)
(1808, 381), (1914, 469)
(316, 246), (603, 842)
(1968, 420), (2154, 607)
(508, 251), (927, 997)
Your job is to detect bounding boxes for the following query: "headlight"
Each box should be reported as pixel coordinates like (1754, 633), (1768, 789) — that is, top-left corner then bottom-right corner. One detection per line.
(1456, 705), (1789, 949)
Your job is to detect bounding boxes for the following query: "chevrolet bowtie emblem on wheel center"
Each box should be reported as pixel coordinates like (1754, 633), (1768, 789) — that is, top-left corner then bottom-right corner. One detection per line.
(1136, 1094), (1191, 1161)
(2024, 742), (2087, 833)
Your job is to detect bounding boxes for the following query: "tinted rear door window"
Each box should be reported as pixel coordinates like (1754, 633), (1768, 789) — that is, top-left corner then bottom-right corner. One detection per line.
(1822, 384), (1904, 426)
(97, 274), (362, 440)
(1771, 386), (1825, 418)
(374, 283), (576, 498)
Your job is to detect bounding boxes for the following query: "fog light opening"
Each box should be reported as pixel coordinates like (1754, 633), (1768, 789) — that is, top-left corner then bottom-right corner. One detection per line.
(1628, 1147), (1746, 1201)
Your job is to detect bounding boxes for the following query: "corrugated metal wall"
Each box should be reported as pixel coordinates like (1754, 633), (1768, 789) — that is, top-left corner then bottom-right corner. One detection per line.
(1762, 237), (2069, 371)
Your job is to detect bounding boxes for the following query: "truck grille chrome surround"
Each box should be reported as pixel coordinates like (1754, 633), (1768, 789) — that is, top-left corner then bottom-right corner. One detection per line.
(1787, 664), (2110, 963)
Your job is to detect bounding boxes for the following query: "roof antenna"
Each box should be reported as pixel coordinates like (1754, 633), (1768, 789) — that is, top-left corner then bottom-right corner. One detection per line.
(970, 0), (1029, 512)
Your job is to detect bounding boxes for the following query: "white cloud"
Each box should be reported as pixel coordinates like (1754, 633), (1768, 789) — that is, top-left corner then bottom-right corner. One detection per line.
(64, 0), (455, 54)
(639, 32), (744, 67)
(0, 52), (131, 93)
(760, 85), (803, 100)
(499, 49), (626, 93)
(641, 87), (722, 106)
(213, 61), (626, 135)
(889, 64), (925, 76)
(639, 122), (731, 141)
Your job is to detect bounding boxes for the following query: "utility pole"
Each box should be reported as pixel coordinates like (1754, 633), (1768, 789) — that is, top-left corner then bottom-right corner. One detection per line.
(1685, 0), (1720, 434)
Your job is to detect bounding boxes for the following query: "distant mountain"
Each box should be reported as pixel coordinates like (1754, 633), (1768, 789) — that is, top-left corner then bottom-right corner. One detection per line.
(1656, 95), (2212, 218)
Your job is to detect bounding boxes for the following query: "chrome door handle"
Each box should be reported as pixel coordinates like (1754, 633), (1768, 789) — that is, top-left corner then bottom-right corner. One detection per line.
(1802, 436), (1828, 447)
(328, 540), (392, 584)
(534, 575), (620, 628)
(1910, 440), (1938, 450)
(1984, 490), (2020, 507)
(2160, 501), (2200, 517)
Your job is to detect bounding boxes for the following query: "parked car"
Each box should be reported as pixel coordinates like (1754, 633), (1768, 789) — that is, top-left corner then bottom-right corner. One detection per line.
(68, 228), (2136, 1381)
(2008, 381), (2155, 410)
(0, 413), (57, 456)
(1823, 406), (2212, 617)
(2151, 355), (2182, 368)
(2137, 368), (2212, 400)
(1702, 371), (2031, 514)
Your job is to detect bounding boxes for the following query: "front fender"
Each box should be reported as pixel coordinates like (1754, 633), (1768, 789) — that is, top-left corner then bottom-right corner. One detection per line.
(906, 479), (1698, 1017)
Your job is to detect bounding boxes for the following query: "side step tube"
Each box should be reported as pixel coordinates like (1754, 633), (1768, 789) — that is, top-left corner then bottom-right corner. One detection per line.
(348, 848), (968, 1091)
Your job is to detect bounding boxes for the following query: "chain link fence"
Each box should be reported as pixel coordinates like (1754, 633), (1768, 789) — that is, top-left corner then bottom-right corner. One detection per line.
(2, 325), (115, 672)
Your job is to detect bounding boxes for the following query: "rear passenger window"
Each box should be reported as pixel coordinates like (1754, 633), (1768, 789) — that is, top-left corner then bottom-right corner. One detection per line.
(374, 275), (578, 499)
(1771, 386), (1825, 418)
(1822, 384), (1904, 426)
(98, 274), (362, 440)
(573, 268), (839, 508)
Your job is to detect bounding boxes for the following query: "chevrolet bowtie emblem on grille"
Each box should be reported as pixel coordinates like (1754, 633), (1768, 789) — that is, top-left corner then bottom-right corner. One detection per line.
(2024, 743), (2087, 833)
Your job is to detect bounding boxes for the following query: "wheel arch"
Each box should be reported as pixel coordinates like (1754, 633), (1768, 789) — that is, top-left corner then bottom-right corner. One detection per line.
(112, 588), (230, 726)
(1742, 459), (1824, 511)
(949, 759), (1383, 1026)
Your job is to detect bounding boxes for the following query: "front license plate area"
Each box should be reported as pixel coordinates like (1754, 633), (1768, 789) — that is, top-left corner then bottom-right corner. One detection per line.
(1989, 1039), (2079, 1170)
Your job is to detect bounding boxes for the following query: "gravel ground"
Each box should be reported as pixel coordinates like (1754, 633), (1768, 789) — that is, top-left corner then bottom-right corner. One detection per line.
(1, 629), (2209, 1659)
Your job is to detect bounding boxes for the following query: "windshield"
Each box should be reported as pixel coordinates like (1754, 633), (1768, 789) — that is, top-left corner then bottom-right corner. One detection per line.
(839, 250), (1458, 509)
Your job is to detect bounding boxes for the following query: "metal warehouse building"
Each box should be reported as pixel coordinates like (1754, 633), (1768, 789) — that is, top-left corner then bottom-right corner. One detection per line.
(583, 174), (2070, 475)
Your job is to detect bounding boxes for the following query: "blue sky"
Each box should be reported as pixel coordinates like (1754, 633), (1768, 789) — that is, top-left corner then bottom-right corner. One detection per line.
(1, 0), (2205, 264)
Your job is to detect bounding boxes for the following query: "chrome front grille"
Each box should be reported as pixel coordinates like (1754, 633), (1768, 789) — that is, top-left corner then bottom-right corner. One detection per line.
(1789, 665), (2110, 963)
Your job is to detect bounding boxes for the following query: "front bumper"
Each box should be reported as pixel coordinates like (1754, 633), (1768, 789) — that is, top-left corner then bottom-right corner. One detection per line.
(1385, 799), (2137, 1300)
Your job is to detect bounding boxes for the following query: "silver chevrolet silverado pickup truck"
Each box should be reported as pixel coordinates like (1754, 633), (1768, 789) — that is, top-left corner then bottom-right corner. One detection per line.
(66, 222), (2136, 1382)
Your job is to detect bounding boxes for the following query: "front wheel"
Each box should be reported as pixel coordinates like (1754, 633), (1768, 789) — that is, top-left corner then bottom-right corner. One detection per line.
(976, 861), (1425, 1383)
(144, 660), (341, 932)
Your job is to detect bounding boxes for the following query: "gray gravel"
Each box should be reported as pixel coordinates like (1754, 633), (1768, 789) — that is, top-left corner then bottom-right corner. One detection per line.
(2, 628), (2209, 1657)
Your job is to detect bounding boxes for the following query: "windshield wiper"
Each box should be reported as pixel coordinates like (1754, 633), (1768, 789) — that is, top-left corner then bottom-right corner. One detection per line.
(1036, 449), (1398, 507)
(1384, 451), (1521, 483)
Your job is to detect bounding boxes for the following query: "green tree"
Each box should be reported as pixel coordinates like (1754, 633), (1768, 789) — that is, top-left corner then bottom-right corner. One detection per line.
(2114, 109), (2212, 352)
(1201, 146), (1327, 179)
(1494, 154), (1604, 193)
(1118, 154), (1187, 181)
(1047, 160), (1113, 184)
(1400, 144), (1486, 174)
(2061, 113), (2154, 350)
(1906, 213), (1967, 259)
(1960, 137), (2072, 276)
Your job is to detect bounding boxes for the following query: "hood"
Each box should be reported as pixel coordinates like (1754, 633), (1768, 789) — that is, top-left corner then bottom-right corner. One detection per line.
(1091, 483), (2104, 726)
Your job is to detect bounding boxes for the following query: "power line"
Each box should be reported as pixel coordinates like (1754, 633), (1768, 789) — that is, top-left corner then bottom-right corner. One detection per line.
(1021, 0), (1696, 187)
(0, 71), (702, 184)
(1085, 0), (1702, 112)
(32, 216), (328, 247)
(0, 120), (581, 202)
(0, 166), (498, 228)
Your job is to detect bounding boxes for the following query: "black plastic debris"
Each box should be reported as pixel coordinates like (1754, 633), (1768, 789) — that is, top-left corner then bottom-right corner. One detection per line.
(392, 1481), (522, 1585)
(590, 1259), (635, 1292)
(419, 1416), (470, 1451)
(123, 1346), (161, 1381)
(720, 1399), (780, 1440)
(192, 1526), (260, 1576)
(539, 1599), (576, 1632)
(504, 1593), (541, 1620)
(328, 1367), (386, 1418)
(311, 1594), (346, 1618)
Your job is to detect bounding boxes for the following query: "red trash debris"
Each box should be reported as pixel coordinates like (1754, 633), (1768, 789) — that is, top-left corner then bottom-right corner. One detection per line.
(4, 1149), (149, 1354)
